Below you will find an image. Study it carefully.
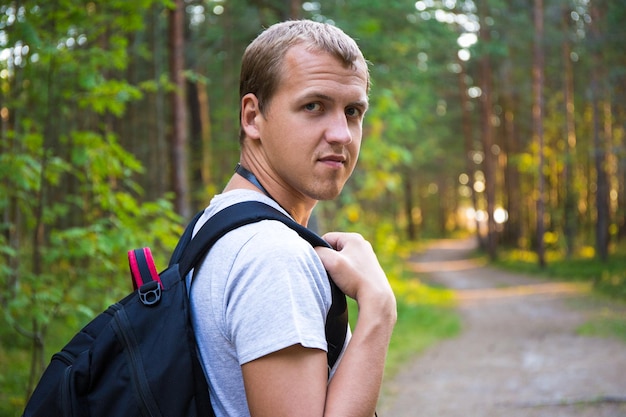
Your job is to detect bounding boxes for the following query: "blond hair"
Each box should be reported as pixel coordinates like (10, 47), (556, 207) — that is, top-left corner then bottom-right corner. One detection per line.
(238, 20), (369, 142)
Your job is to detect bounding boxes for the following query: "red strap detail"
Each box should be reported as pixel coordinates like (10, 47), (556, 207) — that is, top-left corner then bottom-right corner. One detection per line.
(128, 248), (162, 290)
(142, 247), (162, 288)
(128, 249), (143, 290)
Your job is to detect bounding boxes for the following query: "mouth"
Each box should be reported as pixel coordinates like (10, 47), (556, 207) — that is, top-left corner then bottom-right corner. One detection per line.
(318, 154), (347, 168)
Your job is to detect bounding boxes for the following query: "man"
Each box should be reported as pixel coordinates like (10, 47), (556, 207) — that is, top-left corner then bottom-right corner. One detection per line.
(189, 20), (396, 417)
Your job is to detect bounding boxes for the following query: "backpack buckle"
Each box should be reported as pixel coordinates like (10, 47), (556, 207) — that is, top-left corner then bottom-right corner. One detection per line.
(138, 281), (161, 306)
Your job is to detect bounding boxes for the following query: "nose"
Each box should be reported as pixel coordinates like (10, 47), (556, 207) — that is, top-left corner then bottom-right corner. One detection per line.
(325, 112), (353, 145)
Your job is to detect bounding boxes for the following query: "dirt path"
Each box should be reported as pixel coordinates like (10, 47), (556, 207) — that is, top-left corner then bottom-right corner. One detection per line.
(379, 238), (626, 417)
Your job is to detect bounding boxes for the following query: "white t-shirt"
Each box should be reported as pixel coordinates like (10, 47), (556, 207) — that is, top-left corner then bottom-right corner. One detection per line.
(188, 190), (343, 417)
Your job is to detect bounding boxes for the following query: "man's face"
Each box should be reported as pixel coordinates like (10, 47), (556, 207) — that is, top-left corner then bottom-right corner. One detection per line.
(254, 45), (369, 202)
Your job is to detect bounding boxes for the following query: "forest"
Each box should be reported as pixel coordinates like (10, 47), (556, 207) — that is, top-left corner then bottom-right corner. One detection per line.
(1, 0), (626, 413)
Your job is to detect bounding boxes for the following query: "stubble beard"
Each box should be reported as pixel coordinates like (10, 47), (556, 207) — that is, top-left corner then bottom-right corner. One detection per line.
(305, 170), (352, 201)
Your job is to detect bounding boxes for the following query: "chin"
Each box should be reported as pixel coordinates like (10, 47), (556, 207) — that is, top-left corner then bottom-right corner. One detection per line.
(311, 187), (343, 201)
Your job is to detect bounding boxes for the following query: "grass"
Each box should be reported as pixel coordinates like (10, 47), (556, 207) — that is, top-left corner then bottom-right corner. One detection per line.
(565, 293), (626, 342)
(0, 310), (90, 417)
(378, 236), (461, 361)
(12, 238), (626, 415)
(378, 246), (461, 378)
(578, 317), (626, 342)
(1, 241), (460, 417)
(385, 301), (459, 376)
(367, 245), (461, 410)
(347, 274), (460, 379)
(0, 327), (32, 417)
(493, 245), (626, 342)
(2, 287), (460, 417)
(494, 245), (626, 285)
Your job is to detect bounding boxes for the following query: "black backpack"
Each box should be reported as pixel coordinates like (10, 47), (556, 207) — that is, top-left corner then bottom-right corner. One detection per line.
(22, 201), (348, 417)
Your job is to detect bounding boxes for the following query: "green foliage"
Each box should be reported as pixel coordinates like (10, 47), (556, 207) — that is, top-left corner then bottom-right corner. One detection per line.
(3, 0), (626, 414)
(494, 246), (626, 299)
(0, 126), (183, 412)
(578, 316), (626, 343)
(0, 1), (177, 413)
(80, 80), (143, 116)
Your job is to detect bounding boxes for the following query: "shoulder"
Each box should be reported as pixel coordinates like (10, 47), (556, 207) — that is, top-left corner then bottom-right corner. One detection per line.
(196, 190), (321, 266)
(240, 219), (313, 255)
(227, 219), (325, 287)
(192, 189), (284, 235)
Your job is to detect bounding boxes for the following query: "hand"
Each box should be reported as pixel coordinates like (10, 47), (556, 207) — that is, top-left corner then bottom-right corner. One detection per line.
(314, 232), (396, 417)
(314, 232), (395, 314)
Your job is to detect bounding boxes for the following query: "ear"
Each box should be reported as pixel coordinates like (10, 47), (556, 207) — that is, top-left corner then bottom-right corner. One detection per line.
(241, 93), (262, 140)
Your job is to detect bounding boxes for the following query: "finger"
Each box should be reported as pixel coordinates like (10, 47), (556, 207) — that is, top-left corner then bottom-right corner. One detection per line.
(314, 246), (339, 270)
(314, 246), (356, 298)
(320, 232), (343, 250)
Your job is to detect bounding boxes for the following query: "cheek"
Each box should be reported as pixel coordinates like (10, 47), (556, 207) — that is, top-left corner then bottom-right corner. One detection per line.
(345, 145), (360, 174)
(263, 113), (301, 142)
(349, 134), (362, 156)
(349, 122), (363, 141)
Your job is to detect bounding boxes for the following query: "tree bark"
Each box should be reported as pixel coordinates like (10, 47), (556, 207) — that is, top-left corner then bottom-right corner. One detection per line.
(153, 3), (167, 199)
(458, 58), (482, 247)
(500, 59), (522, 248)
(562, 7), (578, 258)
(478, 0), (497, 260)
(589, 4), (609, 261)
(289, 0), (301, 19)
(404, 170), (417, 241)
(532, 0), (546, 268)
(168, 0), (190, 218)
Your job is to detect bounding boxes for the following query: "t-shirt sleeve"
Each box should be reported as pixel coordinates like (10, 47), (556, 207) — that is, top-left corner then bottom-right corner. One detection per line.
(223, 221), (331, 365)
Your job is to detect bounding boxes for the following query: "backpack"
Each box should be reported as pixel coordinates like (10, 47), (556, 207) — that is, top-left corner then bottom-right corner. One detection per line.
(22, 201), (348, 417)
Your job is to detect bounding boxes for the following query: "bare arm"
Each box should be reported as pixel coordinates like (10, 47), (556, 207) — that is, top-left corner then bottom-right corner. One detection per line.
(242, 232), (396, 417)
(318, 232), (397, 416)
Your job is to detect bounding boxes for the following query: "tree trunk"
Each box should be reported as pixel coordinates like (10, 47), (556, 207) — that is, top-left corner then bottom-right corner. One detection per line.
(619, 110), (626, 240)
(478, 0), (497, 260)
(592, 78), (609, 261)
(289, 0), (301, 19)
(562, 7), (577, 259)
(217, 5), (238, 176)
(589, 4), (609, 261)
(187, 78), (213, 209)
(500, 59), (522, 248)
(168, 0), (190, 218)
(458, 58), (482, 247)
(198, 82), (213, 191)
(404, 170), (417, 241)
(25, 54), (61, 399)
(152, 3), (168, 199)
(532, 0), (546, 268)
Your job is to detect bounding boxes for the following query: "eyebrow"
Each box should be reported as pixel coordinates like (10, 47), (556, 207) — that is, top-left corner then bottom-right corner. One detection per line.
(301, 92), (369, 111)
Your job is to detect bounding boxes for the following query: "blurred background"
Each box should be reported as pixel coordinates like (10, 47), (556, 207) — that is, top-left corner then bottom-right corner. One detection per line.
(1, 0), (625, 414)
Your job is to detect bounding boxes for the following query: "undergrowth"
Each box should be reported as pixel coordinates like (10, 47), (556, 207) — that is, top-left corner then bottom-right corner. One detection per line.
(493, 244), (626, 342)
(1, 240), (460, 417)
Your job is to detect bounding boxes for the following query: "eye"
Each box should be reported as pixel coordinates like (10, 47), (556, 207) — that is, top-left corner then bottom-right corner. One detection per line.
(304, 102), (323, 112)
(345, 106), (362, 118)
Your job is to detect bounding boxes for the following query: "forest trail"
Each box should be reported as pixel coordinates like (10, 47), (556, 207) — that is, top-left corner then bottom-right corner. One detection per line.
(379, 238), (626, 417)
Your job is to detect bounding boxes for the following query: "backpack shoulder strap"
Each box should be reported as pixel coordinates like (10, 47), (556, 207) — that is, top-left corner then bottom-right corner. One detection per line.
(174, 200), (348, 369)
(175, 201), (329, 277)
(168, 209), (206, 269)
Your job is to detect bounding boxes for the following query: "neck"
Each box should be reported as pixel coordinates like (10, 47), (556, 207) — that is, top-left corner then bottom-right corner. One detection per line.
(225, 164), (315, 226)
(235, 163), (272, 199)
